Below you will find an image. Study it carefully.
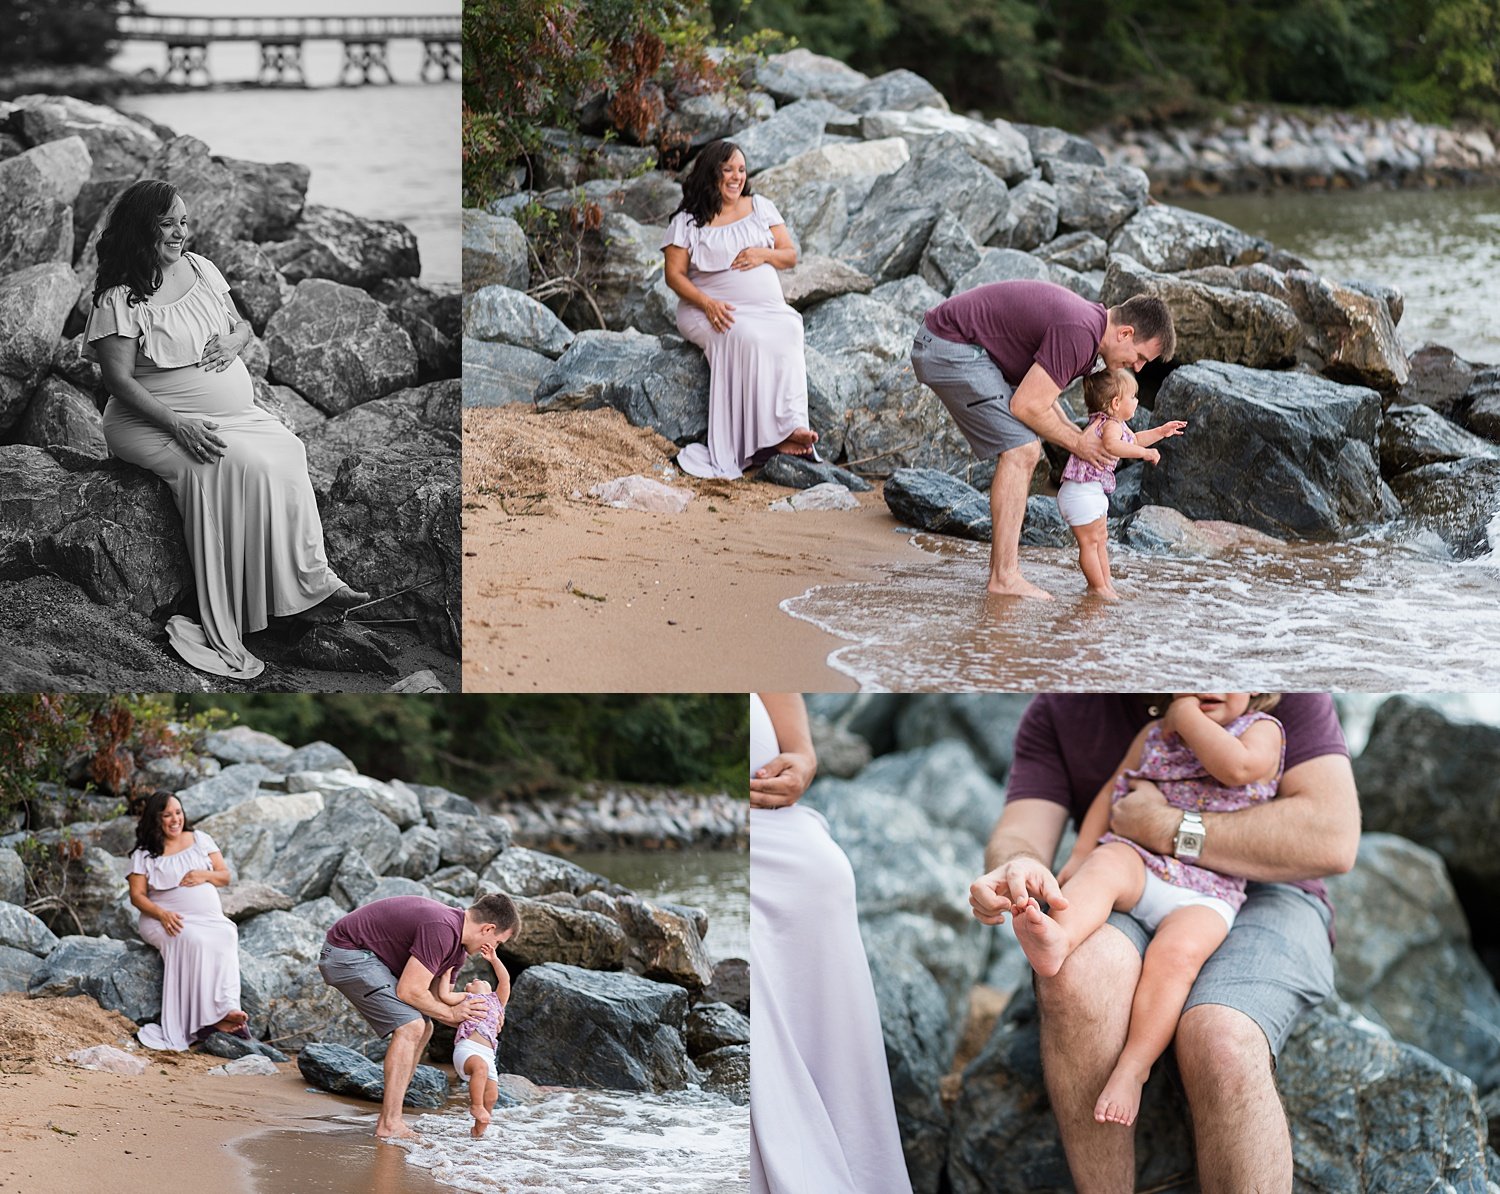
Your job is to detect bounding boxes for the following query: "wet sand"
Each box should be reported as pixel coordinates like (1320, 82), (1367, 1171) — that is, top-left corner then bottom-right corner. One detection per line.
(462, 405), (929, 692)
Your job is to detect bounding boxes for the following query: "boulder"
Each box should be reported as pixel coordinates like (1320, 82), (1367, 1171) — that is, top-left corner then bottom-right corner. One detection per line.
(754, 139), (910, 216)
(1388, 457), (1500, 558)
(917, 212), (983, 296)
(754, 49), (870, 105)
(11, 96), (161, 228)
(0, 902), (60, 956)
(200, 1030), (289, 1063)
(373, 278), (460, 382)
(388, 824), (443, 881)
(884, 469), (991, 541)
(803, 345), (860, 462)
(684, 1002), (751, 1055)
(802, 293), (914, 389)
(411, 783), (482, 820)
(698, 1043), (750, 1105)
(0, 945), (44, 994)
(1109, 205), (1266, 273)
(206, 239), (288, 333)
(300, 377), (458, 489)
(462, 209), (529, 293)
(494, 963), (694, 1092)
(1043, 161), (1149, 239)
(704, 957), (750, 1016)
(480, 847), (615, 898)
(283, 790), (402, 876)
(28, 935), (163, 1025)
(1120, 505), (1286, 558)
(773, 181), (848, 257)
(462, 285), (575, 356)
(869, 276), (946, 327)
(272, 741), (357, 775)
(0, 262), (80, 433)
(1379, 404), (1498, 476)
(779, 255), (874, 309)
(0, 137), (90, 274)
(461, 338), (551, 406)
(264, 279), (418, 414)
(842, 70), (949, 115)
(842, 364), (979, 478)
(615, 896), (716, 989)
(1036, 230), (1108, 273)
(663, 90), (772, 151)
(429, 809), (512, 872)
(952, 248), (1051, 293)
(1141, 362), (1398, 540)
(218, 156), (308, 241)
(0, 849), (25, 906)
(497, 895), (626, 970)
(330, 849), (379, 909)
(1462, 366), (1500, 441)
(262, 204), (420, 289)
(198, 726), (293, 767)
(993, 179), (1059, 252)
(1400, 344), (1477, 417)
(859, 109), (1031, 182)
(298, 1042), (448, 1108)
(216, 882), (295, 922)
(734, 100), (833, 173)
(296, 623), (398, 675)
(284, 770), (421, 830)
(1101, 255), (1302, 369)
(890, 698), (1031, 786)
(534, 330), (709, 445)
(1277, 270), (1410, 391)
(1015, 123), (1107, 170)
(174, 763), (274, 821)
(15, 375), (108, 464)
(759, 454), (872, 493)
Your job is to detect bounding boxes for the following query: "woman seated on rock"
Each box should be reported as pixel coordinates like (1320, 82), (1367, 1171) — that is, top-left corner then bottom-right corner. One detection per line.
(661, 140), (819, 479)
(127, 790), (247, 1051)
(86, 178), (368, 680)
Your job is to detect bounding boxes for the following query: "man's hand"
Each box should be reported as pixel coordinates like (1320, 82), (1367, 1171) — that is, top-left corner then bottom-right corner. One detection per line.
(969, 856), (1069, 926)
(750, 751), (815, 809)
(1071, 430), (1113, 470)
(453, 994), (490, 1027)
(1109, 779), (1178, 855)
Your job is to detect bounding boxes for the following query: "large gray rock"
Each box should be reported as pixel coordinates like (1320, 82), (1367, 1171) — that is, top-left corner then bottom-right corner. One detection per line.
(1015, 123), (1108, 170)
(15, 375), (108, 464)
(265, 279), (418, 414)
(884, 469), (991, 541)
(698, 1044), (750, 1105)
(1043, 160), (1149, 239)
(754, 49), (869, 104)
(462, 285), (574, 356)
(429, 810), (512, 872)
(284, 769), (421, 829)
(1120, 505), (1285, 559)
(1035, 230), (1108, 273)
(917, 212), (983, 296)
(860, 109), (1031, 182)
(300, 377), (458, 489)
(0, 263), (79, 433)
(842, 70), (949, 115)
(803, 345), (860, 462)
(462, 338), (552, 406)
(497, 895), (626, 971)
(735, 100), (832, 173)
(218, 156), (309, 242)
(952, 248), (1051, 293)
(494, 963), (694, 1092)
(843, 363), (979, 478)
(1400, 344), (1476, 418)
(994, 179), (1059, 251)
(759, 454), (872, 493)
(754, 138), (910, 217)
(684, 1002), (751, 1055)
(0, 137), (90, 274)
(1109, 205), (1266, 273)
(1276, 270), (1410, 391)
(480, 847), (614, 898)
(388, 824), (443, 880)
(1462, 366), (1500, 440)
(779, 255), (874, 309)
(615, 896), (715, 989)
(1141, 362), (1399, 540)
(0, 849), (25, 906)
(198, 726), (293, 767)
(298, 1042), (448, 1108)
(462, 209), (529, 293)
(802, 293), (914, 389)
(284, 791), (402, 876)
(217, 882), (295, 922)
(262, 204), (420, 289)
(1379, 404), (1499, 476)
(1388, 457), (1500, 558)
(1327, 834), (1500, 1094)
(208, 238), (287, 333)
(175, 763), (274, 821)
(0, 902), (60, 956)
(769, 180), (848, 257)
(0, 944), (43, 994)
(11, 96), (161, 228)
(892, 697), (1031, 785)
(870, 276), (946, 327)
(534, 330), (709, 444)
(28, 935), (163, 1026)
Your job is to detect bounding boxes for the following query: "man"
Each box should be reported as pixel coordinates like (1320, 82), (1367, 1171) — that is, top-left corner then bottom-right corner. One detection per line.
(911, 282), (1176, 599)
(968, 694), (1358, 1194)
(318, 892), (522, 1140)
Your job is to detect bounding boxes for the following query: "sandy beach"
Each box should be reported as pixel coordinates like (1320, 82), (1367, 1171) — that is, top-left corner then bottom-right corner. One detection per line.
(462, 405), (931, 692)
(0, 995), (450, 1194)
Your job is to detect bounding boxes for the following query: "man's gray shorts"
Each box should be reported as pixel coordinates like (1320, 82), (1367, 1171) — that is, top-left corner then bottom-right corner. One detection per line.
(909, 327), (1036, 459)
(1106, 881), (1335, 1061)
(318, 943), (424, 1038)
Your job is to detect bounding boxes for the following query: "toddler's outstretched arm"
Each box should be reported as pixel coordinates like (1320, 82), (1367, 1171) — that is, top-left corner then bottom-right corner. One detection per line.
(1101, 421), (1161, 464)
(434, 966), (467, 1007)
(1135, 419), (1187, 447)
(480, 942), (512, 1005)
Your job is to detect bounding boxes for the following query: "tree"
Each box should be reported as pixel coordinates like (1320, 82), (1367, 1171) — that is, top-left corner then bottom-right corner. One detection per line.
(0, 0), (137, 70)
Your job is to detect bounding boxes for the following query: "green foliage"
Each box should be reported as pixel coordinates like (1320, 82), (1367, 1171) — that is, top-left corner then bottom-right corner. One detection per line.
(0, 0), (136, 70)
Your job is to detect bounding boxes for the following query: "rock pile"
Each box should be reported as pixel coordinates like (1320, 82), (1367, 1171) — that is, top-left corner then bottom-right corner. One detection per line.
(804, 693), (1500, 1194)
(493, 784), (748, 853)
(0, 95), (462, 686)
(0, 722), (748, 1108)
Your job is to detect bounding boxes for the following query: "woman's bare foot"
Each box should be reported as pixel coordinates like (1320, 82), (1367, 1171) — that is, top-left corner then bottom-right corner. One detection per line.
(1095, 1062), (1149, 1125)
(214, 1010), (248, 1033)
(302, 585), (371, 624)
(1011, 901), (1072, 977)
(470, 1106), (491, 1138)
(774, 427), (819, 456)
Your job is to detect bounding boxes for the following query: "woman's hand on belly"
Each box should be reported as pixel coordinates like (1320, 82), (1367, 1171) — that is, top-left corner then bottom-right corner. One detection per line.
(172, 414), (228, 463)
(199, 328), (249, 373)
(731, 247), (771, 271)
(700, 296), (736, 333)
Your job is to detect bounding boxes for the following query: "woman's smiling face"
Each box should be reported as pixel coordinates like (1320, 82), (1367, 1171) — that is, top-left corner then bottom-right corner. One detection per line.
(156, 195), (189, 267)
(160, 797), (185, 839)
(718, 151), (747, 206)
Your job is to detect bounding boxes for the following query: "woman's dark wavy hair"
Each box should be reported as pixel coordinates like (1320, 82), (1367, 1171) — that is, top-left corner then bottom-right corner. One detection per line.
(133, 790), (189, 858)
(670, 140), (752, 228)
(92, 179), (189, 309)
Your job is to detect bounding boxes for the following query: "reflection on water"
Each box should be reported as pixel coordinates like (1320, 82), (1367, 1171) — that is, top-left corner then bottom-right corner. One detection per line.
(783, 533), (1500, 690)
(398, 1089), (749, 1193)
(1175, 188), (1500, 363)
(569, 849), (749, 964)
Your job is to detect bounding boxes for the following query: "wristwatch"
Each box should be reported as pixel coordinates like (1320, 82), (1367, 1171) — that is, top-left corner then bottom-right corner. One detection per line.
(1173, 811), (1206, 861)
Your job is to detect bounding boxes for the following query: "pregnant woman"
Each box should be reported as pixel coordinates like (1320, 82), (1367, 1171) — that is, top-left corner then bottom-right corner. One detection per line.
(750, 693), (912, 1194)
(127, 791), (246, 1051)
(85, 179), (367, 679)
(662, 141), (818, 478)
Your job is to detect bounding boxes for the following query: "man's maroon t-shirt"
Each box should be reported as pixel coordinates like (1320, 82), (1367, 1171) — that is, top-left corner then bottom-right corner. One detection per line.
(1007, 693), (1349, 918)
(924, 280), (1108, 388)
(326, 895), (468, 981)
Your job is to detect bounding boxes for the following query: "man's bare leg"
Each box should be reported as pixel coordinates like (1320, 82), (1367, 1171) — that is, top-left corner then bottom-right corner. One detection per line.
(1037, 925), (1142, 1194)
(987, 439), (1052, 599)
(376, 1018), (429, 1139)
(1175, 1004), (1292, 1194)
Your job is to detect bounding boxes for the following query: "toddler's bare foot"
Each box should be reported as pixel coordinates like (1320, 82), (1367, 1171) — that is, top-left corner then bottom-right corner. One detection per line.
(470, 1106), (491, 1138)
(1085, 585), (1121, 601)
(774, 428), (819, 456)
(1094, 1064), (1148, 1125)
(1011, 901), (1071, 977)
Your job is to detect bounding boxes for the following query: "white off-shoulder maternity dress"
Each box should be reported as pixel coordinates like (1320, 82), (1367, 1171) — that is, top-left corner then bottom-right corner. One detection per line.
(662, 196), (814, 479)
(84, 252), (344, 679)
(749, 694), (913, 1194)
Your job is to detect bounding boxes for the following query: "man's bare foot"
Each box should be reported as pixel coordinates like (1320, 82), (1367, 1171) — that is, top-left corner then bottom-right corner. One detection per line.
(470, 1106), (491, 1138)
(774, 427), (819, 456)
(1011, 901), (1072, 977)
(987, 574), (1055, 600)
(375, 1119), (419, 1141)
(1095, 1063), (1148, 1125)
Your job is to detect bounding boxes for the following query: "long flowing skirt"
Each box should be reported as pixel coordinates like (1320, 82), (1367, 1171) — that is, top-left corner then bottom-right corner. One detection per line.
(102, 357), (344, 678)
(136, 882), (241, 1051)
(676, 264), (812, 479)
(750, 805), (913, 1194)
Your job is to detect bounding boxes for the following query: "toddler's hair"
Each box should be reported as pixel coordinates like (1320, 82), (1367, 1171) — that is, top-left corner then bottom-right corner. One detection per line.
(1081, 368), (1136, 415)
(1248, 693), (1282, 712)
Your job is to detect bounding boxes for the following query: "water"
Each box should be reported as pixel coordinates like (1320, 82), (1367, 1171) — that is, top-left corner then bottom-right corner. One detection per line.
(569, 848), (750, 964)
(783, 531), (1500, 691)
(110, 0), (459, 283)
(1174, 187), (1500, 364)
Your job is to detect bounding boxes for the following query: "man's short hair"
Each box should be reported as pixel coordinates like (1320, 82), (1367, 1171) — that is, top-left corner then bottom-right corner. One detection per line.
(1111, 295), (1176, 361)
(470, 893), (521, 936)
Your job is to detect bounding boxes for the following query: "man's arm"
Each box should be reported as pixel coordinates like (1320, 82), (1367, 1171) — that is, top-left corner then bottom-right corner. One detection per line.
(1008, 362), (1111, 467)
(396, 957), (485, 1025)
(1109, 753), (1360, 881)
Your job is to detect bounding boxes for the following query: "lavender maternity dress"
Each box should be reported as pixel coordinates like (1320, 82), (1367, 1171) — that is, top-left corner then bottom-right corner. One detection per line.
(129, 830), (241, 1051)
(84, 252), (345, 679)
(749, 694), (912, 1194)
(662, 196), (813, 478)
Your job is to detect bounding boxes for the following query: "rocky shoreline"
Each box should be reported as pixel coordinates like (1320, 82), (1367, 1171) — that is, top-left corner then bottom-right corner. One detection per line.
(803, 693), (1500, 1193)
(495, 784), (748, 853)
(0, 94), (462, 691)
(0, 723), (749, 1111)
(468, 48), (1500, 560)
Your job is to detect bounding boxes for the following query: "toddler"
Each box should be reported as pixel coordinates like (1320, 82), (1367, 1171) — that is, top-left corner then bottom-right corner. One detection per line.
(441, 941), (511, 1137)
(1056, 369), (1186, 599)
(1009, 693), (1284, 1126)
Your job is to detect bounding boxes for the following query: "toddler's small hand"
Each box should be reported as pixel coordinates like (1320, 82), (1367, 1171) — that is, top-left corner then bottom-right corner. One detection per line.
(1160, 420), (1188, 438)
(1144, 448), (1161, 465)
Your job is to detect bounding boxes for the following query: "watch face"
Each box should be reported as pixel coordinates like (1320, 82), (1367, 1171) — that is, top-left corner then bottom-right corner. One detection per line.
(1179, 830), (1204, 855)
